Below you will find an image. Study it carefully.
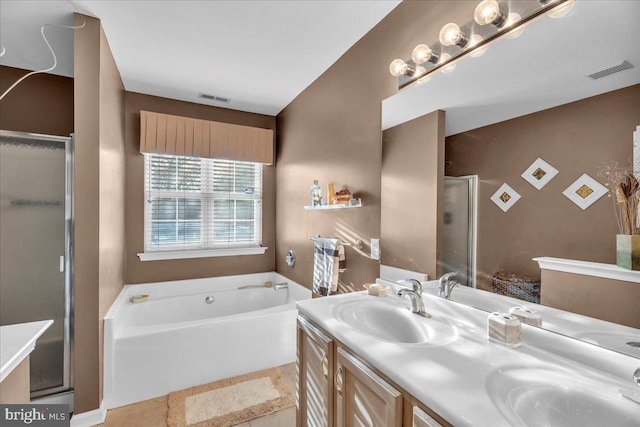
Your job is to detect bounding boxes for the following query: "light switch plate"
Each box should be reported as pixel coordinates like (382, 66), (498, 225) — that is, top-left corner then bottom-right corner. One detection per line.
(371, 239), (380, 260)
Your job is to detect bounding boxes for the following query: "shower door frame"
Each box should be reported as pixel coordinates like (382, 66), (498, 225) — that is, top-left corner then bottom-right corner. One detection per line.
(444, 175), (478, 289)
(0, 130), (74, 399)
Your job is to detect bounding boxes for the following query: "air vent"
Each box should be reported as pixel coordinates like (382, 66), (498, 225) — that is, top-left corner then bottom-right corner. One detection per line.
(587, 60), (634, 80)
(198, 93), (230, 103)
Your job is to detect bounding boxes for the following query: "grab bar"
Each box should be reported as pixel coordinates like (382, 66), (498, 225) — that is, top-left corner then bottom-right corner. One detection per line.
(274, 282), (288, 291)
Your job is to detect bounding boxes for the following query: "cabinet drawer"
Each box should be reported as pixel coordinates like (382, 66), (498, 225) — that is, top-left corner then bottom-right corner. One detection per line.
(413, 406), (443, 427)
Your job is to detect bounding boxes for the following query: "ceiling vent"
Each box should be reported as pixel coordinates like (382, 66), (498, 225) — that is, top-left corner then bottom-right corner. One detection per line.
(198, 93), (230, 103)
(587, 60), (634, 80)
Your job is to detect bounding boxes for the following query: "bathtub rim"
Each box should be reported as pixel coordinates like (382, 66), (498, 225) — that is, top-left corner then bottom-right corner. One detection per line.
(104, 271), (308, 322)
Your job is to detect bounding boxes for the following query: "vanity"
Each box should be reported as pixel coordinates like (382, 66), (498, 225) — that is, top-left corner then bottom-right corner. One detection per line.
(0, 320), (53, 404)
(296, 291), (640, 427)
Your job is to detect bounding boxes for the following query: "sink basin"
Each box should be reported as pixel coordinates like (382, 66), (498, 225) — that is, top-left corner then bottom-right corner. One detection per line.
(486, 366), (640, 427)
(332, 298), (456, 345)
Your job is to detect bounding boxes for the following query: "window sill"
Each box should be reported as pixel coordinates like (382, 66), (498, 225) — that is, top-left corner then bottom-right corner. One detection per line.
(137, 247), (268, 261)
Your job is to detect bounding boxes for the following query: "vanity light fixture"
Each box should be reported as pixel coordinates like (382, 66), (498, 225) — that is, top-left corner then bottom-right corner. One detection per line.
(389, 0), (573, 89)
(439, 23), (469, 48)
(474, 0), (507, 27)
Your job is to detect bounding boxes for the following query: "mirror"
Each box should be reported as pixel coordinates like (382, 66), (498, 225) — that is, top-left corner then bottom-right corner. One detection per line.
(381, 0), (640, 358)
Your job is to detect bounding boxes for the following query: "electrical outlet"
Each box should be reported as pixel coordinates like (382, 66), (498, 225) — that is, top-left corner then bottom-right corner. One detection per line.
(370, 238), (380, 260)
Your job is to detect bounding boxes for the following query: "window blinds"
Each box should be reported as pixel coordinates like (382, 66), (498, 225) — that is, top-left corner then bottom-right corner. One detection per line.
(144, 153), (262, 252)
(139, 111), (274, 165)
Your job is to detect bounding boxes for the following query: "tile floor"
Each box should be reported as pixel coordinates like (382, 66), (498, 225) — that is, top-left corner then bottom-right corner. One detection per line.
(98, 363), (296, 427)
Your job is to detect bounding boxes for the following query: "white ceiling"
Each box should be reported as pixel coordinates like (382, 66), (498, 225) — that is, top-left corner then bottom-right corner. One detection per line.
(0, 1), (76, 77)
(382, 0), (640, 135)
(1, 1), (400, 116)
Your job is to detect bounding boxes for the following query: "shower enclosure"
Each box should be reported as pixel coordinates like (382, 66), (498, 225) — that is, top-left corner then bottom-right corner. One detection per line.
(442, 176), (477, 288)
(0, 130), (74, 406)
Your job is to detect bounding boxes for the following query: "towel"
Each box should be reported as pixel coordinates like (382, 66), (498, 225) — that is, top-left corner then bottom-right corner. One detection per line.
(313, 238), (345, 296)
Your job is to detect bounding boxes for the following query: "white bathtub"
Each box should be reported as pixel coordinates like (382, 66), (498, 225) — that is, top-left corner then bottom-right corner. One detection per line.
(103, 272), (311, 409)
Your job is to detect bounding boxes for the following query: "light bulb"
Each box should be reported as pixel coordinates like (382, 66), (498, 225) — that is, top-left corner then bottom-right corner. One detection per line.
(412, 44), (437, 65)
(389, 59), (408, 77)
(474, 0), (506, 26)
(439, 23), (468, 48)
(549, 0), (575, 18)
(439, 53), (457, 73)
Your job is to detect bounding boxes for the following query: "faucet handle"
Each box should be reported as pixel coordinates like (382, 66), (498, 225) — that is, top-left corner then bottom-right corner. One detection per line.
(398, 278), (422, 294)
(440, 272), (457, 282)
(634, 368), (640, 386)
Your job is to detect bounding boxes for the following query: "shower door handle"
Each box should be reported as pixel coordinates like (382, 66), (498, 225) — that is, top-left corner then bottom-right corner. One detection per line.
(60, 256), (64, 272)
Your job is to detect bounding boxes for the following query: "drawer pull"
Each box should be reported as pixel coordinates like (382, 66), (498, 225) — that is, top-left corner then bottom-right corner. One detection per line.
(320, 353), (329, 379)
(335, 366), (344, 394)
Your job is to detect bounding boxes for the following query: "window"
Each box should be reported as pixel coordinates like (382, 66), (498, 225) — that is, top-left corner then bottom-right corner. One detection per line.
(141, 154), (264, 260)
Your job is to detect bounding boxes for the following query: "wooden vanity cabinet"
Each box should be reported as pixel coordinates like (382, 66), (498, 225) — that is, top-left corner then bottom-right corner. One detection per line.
(297, 316), (449, 427)
(297, 316), (335, 427)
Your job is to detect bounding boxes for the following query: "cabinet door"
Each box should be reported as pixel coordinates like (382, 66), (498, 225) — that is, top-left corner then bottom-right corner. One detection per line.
(297, 316), (334, 427)
(335, 347), (402, 427)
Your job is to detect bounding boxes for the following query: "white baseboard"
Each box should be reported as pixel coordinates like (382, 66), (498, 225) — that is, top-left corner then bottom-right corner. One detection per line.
(70, 400), (107, 427)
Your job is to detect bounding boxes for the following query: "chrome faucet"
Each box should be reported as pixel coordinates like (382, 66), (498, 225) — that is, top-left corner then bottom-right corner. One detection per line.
(438, 272), (459, 300)
(634, 368), (640, 386)
(274, 282), (288, 290)
(397, 279), (430, 318)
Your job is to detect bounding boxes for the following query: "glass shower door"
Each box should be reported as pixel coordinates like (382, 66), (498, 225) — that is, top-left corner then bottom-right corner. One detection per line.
(443, 176), (477, 287)
(0, 131), (73, 397)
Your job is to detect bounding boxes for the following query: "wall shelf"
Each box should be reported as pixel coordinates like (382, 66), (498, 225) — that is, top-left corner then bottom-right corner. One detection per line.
(304, 199), (362, 210)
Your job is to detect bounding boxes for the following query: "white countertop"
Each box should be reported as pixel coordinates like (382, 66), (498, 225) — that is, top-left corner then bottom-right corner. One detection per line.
(534, 256), (640, 283)
(379, 278), (640, 358)
(0, 320), (53, 382)
(297, 292), (639, 426)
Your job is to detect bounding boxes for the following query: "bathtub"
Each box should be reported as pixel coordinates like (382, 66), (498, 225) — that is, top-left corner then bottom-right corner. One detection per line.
(103, 272), (311, 409)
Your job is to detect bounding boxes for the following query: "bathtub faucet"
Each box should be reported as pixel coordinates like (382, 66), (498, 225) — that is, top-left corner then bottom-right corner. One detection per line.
(274, 282), (288, 290)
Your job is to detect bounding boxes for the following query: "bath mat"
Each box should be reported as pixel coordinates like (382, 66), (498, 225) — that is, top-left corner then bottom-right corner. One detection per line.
(167, 367), (295, 427)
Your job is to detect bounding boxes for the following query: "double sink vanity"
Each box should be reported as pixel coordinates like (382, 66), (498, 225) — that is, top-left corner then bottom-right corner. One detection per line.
(295, 280), (640, 427)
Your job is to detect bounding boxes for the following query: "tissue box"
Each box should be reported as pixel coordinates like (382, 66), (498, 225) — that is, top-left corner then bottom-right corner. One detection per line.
(508, 306), (542, 327)
(487, 312), (522, 348)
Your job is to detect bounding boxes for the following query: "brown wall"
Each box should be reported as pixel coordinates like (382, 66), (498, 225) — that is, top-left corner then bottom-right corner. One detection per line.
(275, 1), (474, 292)
(74, 14), (126, 413)
(446, 85), (640, 290)
(381, 110), (445, 279)
(97, 22), (126, 405)
(541, 270), (640, 328)
(124, 92), (276, 284)
(0, 65), (73, 136)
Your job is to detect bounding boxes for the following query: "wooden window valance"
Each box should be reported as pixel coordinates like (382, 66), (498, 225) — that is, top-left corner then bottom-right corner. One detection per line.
(139, 110), (274, 165)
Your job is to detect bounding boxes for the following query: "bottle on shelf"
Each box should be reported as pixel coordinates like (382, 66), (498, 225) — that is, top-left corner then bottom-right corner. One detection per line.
(327, 183), (335, 205)
(311, 180), (323, 206)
